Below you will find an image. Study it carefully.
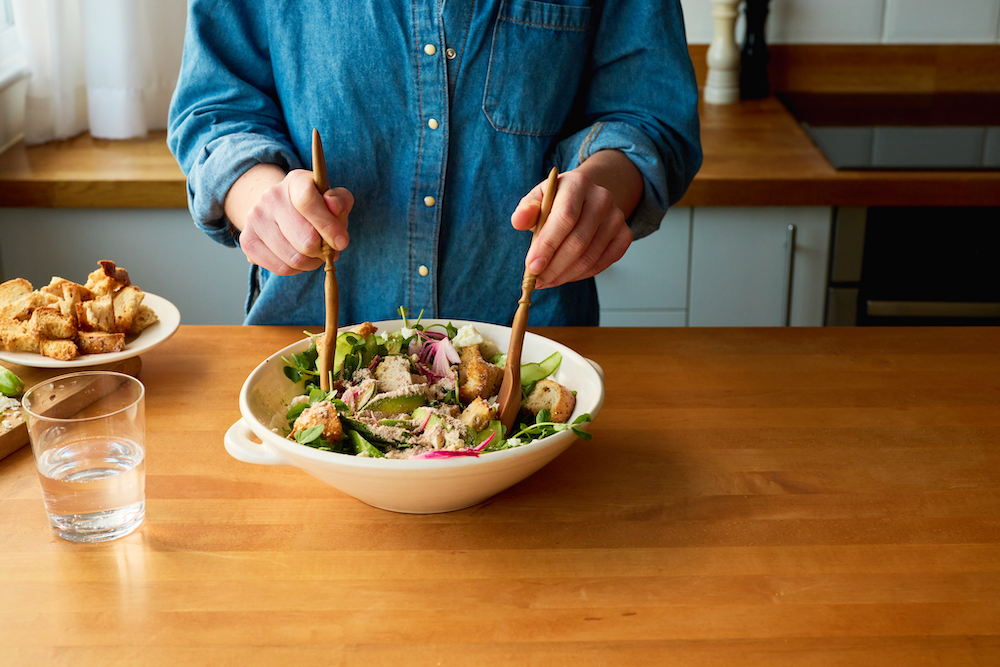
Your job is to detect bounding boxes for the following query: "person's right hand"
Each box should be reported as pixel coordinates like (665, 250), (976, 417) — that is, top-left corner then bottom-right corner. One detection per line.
(234, 168), (353, 275)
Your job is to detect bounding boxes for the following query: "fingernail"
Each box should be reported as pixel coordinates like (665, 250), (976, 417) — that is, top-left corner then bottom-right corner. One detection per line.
(334, 235), (349, 251)
(529, 258), (547, 275)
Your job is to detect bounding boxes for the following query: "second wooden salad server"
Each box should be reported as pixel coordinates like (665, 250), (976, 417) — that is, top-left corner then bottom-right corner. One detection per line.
(312, 129), (339, 392)
(496, 167), (559, 433)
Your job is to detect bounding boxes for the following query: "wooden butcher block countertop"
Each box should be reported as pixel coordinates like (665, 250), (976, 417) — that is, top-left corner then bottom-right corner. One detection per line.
(2, 99), (999, 209)
(1, 324), (998, 665)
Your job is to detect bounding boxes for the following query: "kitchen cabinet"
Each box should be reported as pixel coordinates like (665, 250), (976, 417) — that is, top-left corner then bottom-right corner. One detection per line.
(0, 208), (249, 324)
(597, 206), (832, 327)
(688, 207), (832, 326)
(595, 206), (690, 326)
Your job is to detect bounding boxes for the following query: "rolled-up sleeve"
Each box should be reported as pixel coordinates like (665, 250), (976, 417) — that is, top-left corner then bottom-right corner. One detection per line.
(167, 0), (302, 247)
(552, 0), (702, 240)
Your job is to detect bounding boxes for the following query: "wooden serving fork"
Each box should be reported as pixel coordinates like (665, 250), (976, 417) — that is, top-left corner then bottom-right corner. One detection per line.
(496, 167), (559, 433)
(312, 129), (339, 392)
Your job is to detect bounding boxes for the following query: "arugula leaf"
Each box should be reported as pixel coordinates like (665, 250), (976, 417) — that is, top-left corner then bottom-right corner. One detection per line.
(510, 413), (593, 443)
(286, 401), (308, 422)
(294, 424), (324, 445)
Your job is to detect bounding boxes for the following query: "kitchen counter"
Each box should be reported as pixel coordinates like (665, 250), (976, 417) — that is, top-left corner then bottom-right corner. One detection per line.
(2, 96), (1000, 209)
(2, 325), (999, 664)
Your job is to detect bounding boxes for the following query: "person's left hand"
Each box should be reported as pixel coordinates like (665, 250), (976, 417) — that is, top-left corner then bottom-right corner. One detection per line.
(510, 169), (633, 290)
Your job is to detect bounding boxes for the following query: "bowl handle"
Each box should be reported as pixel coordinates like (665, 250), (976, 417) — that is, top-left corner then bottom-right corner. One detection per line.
(224, 420), (290, 466)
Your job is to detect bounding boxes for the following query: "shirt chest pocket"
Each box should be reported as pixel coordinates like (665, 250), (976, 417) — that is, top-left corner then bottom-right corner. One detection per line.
(483, 0), (592, 136)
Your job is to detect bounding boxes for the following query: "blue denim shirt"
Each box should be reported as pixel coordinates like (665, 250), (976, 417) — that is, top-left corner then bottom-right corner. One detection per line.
(167, 0), (701, 326)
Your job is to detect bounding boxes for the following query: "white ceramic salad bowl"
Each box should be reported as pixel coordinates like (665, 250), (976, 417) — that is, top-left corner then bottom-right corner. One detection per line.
(225, 319), (605, 513)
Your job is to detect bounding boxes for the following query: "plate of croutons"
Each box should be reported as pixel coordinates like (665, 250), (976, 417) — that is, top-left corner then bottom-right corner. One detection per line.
(0, 260), (180, 368)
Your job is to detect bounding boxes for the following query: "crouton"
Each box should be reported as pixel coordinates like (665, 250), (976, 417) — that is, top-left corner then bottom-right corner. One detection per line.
(458, 344), (503, 403)
(460, 396), (495, 433)
(41, 278), (92, 317)
(39, 338), (78, 362)
(0, 320), (39, 353)
(129, 305), (159, 333)
(29, 307), (77, 340)
(84, 260), (131, 296)
(75, 293), (115, 332)
(112, 286), (145, 333)
(1, 262), (157, 359)
(1, 291), (58, 321)
(76, 331), (126, 355)
(0, 278), (33, 307)
(524, 379), (576, 424)
(290, 400), (344, 441)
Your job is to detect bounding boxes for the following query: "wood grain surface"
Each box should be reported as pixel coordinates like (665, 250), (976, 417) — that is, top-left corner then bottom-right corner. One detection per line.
(4, 44), (1000, 210)
(689, 44), (1000, 94)
(1, 325), (998, 665)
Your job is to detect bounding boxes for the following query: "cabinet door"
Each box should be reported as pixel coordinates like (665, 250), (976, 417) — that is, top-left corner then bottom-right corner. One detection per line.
(596, 207), (691, 326)
(688, 207), (832, 326)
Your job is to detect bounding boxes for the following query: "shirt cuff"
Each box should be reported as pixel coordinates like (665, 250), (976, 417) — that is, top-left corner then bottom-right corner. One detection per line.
(187, 134), (302, 247)
(552, 120), (668, 241)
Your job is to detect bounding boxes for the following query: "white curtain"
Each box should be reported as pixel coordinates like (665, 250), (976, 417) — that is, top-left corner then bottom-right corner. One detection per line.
(12, 0), (186, 144)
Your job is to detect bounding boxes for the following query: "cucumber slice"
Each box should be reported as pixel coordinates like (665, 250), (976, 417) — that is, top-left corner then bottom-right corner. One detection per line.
(349, 429), (384, 457)
(351, 382), (378, 412)
(365, 392), (427, 415)
(520, 351), (562, 386)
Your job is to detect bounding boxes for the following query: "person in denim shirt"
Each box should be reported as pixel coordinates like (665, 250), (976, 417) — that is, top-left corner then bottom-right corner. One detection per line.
(167, 0), (702, 326)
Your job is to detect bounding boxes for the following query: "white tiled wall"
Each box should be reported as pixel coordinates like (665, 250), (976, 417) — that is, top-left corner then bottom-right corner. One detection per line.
(679, 0), (1000, 44)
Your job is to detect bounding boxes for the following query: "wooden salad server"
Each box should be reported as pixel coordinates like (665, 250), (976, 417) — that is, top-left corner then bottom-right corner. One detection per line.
(312, 129), (339, 392)
(496, 167), (559, 433)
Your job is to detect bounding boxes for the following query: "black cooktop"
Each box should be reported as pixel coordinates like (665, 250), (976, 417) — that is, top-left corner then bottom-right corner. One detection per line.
(779, 93), (1000, 170)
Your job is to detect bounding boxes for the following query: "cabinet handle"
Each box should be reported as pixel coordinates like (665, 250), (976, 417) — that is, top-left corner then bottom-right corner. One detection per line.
(781, 224), (797, 326)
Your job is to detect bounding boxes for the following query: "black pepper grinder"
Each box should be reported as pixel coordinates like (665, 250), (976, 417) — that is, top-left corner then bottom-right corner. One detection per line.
(740, 0), (771, 99)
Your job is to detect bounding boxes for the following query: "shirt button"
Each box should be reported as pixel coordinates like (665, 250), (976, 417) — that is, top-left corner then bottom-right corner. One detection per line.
(418, 265), (430, 277)
(423, 44), (437, 56)
(445, 47), (457, 60)
(423, 195), (436, 207)
(427, 118), (439, 130)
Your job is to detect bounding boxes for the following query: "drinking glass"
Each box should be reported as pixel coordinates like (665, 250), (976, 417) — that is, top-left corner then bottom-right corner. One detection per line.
(21, 371), (146, 543)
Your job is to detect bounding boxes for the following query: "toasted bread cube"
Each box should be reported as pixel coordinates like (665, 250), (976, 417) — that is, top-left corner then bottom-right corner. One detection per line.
(76, 331), (126, 354)
(0, 320), (40, 353)
(128, 305), (159, 334)
(1, 291), (58, 321)
(30, 307), (77, 340)
(84, 260), (131, 296)
(524, 379), (576, 424)
(458, 344), (503, 403)
(39, 338), (78, 361)
(290, 400), (344, 441)
(76, 293), (115, 332)
(460, 396), (495, 433)
(41, 278), (92, 317)
(0, 278), (33, 307)
(112, 286), (145, 333)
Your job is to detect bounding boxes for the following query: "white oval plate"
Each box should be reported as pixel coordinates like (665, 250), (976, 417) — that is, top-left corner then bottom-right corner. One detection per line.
(0, 292), (181, 368)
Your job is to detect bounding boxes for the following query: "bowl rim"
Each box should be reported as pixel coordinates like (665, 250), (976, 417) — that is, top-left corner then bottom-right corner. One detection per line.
(238, 318), (605, 469)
